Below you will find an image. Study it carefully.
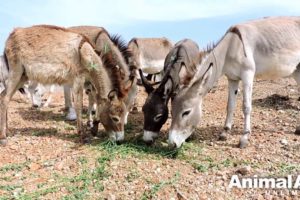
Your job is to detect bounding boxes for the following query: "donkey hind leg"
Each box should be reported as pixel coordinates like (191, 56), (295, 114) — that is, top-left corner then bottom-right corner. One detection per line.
(239, 71), (254, 148)
(64, 85), (77, 121)
(219, 79), (240, 140)
(72, 77), (87, 142)
(292, 67), (300, 134)
(0, 71), (25, 146)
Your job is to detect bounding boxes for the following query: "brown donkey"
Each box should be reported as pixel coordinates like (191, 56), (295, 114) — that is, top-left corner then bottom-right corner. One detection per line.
(0, 25), (134, 146)
(69, 26), (138, 126)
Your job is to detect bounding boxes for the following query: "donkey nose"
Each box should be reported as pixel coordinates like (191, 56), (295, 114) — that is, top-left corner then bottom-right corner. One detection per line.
(32, 104), (39, 108)
(142, 131), (158, 144)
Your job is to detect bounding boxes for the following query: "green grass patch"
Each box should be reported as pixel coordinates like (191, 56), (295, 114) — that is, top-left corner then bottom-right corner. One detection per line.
(141, 172), (180, 200)
(0, 162), (28, 173)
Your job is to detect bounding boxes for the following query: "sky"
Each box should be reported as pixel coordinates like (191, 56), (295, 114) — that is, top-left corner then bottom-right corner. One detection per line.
(0, 0), (299, 51)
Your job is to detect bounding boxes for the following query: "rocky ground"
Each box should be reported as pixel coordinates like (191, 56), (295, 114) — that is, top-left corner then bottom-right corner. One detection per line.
(1, 76), (300, 200)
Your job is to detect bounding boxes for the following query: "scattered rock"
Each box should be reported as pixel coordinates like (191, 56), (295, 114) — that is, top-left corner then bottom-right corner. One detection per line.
(236, 166), (251, 175)
(107, 194), (116, 200)
(29, 162), (41, 171)
(280, 139), (288, 145)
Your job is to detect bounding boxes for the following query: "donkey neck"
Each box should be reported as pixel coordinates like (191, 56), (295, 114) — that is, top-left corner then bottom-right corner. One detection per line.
(200, 33), (231, 94)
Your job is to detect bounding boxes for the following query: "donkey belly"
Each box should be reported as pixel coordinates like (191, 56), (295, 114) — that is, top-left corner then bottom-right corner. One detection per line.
(25, 63), (77, 85)
(255, 51), (300, 79)
(139, 55), (164, 74)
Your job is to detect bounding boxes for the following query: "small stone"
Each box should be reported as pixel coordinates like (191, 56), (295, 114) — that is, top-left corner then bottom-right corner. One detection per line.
(12, 188), (23, 198)
(278, 110), (285, 114)
(236, 166), (251, 175)
(29, 163), (41, 171)
(107, 194), (116, 200)
(280, 139), (288, 145)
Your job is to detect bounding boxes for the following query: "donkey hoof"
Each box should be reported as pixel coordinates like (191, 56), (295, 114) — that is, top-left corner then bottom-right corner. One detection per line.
(0, 139), (8, 146)
(295, 126), (300, 135)
(219, 132), (228, 141)
(131, 107), (138, 114)
(82, 136), (92, 144)
(66, 108), (77, 121)
(238, 137), (249, 148)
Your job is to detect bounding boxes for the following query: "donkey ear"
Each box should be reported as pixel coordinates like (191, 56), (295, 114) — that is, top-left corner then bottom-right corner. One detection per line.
(191, 62), (213, 95)
(179, 63), (187, 82)
(139, 69), (154, 94)
(163, 78), (173, 99)
(108, 90), (118, 101)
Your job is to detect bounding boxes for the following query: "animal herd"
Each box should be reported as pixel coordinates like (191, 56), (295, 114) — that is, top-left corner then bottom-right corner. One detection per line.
(1, 16), (300, 149)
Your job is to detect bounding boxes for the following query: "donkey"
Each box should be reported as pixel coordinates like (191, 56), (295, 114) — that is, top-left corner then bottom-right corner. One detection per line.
(26, 26), (137, 123)
(67, 26), (137, 126)
(140, 39), (200, 143)
(0, 25), (135, 146)
(169, 16), (300, 148)
(128, 37), (173, 83)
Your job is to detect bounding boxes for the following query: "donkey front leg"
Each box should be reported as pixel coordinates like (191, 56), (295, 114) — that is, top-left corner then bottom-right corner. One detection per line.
(220, 79), (239, 140)
(72, 77), (87, 142)
(292, 69), (300, 134)
(239, 73), (254, 148)
(64, 85), (77, 121)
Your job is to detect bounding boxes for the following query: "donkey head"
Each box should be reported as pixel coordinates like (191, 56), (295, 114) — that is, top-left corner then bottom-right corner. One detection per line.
(139, 69), (173, 143)
(26, 82), (48, 108)
(100, 89), (128, 142)
(168, 62), (213, 148)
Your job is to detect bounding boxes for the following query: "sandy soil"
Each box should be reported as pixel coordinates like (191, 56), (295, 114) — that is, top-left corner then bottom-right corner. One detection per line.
(1, 76), (300, 199)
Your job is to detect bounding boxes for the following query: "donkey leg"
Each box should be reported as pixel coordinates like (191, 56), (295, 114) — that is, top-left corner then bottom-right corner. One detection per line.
(72, 77), (87, 142)
(0, 71), (24, 146)
(87, 92), (99, 136)
(239, 73), (254, 148)
(292, 68), (300, 134)
(64, 85), (77, 121)
(43, 84), (55, 107)
(220, 79), (240, 140)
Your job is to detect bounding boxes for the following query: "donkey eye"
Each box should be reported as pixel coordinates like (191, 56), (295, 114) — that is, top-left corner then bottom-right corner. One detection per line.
(154, 114), (163, 122)
(182, 110), (191, 118)
(111, 116), (120, 123)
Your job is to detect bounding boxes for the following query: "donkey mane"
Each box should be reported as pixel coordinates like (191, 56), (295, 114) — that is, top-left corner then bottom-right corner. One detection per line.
(201, 25), (246, 57)
(101, 52), (126, 98)
(108, 34), (132, 64)
(156, 47), (182, 93)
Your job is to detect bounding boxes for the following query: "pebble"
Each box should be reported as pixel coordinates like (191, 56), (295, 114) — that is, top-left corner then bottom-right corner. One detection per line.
(280, 139), (288, 145)
(29, 162), (41, 171)
(236, 166), (251, 175)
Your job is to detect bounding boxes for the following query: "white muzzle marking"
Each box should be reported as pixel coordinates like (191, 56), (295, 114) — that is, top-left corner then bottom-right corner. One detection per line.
(143, 131), (158, 142)
(110, 131), (125, 142)
(168, 130), (187, 148)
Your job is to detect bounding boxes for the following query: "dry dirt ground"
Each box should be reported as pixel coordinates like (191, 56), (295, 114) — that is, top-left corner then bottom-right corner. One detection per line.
(1, 76), (300, 200)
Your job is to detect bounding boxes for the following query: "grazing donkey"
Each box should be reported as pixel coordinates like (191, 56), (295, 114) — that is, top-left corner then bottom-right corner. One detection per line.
(140, 39), (200, 143)
(25, 26), (137, 123)
(169, 16), (300, 148)
(68, 26), (137, 125)
(0, 25), (135, 146)
(128, 37), (173, 82)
